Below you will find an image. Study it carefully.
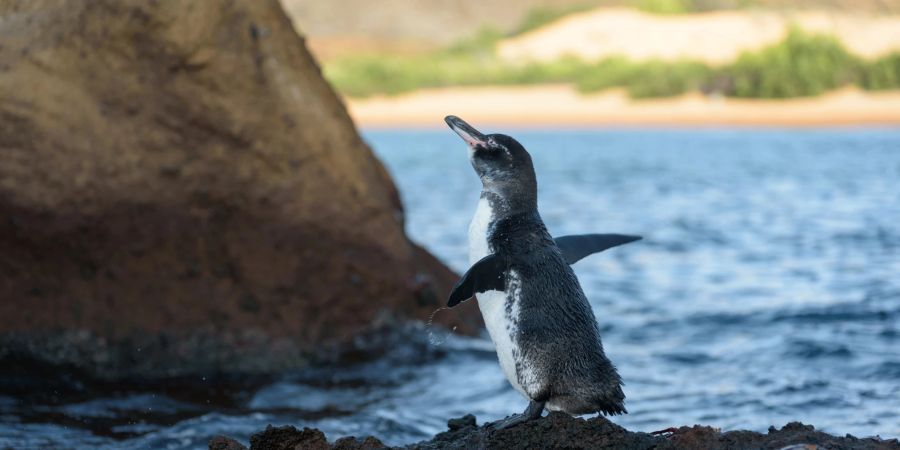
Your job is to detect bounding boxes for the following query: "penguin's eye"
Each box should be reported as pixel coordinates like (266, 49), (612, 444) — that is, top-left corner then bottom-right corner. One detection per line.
(488, 142), (511, 157)
(478, 148), (503, 162)
(479, 147), (496, 156)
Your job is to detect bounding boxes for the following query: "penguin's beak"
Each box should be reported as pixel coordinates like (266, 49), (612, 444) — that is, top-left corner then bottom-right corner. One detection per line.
(445, 115), (486, 147)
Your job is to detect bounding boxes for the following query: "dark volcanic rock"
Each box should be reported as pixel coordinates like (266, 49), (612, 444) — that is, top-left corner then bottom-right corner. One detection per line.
(216, 413), (900, 450)
(241, 425), (389, 450)
(0, 0), (480, 382)
(654, 421), (899, 450)
(418, 413), (658, 450)
(209, 436), (248, 450)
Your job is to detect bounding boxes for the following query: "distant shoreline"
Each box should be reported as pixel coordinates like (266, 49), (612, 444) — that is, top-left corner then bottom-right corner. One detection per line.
(346, 85), (900, 128)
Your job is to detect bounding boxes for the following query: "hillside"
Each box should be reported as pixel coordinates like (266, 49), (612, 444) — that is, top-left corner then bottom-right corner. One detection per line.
(280, 0), (900, 61)
(498, 8), (900, 64)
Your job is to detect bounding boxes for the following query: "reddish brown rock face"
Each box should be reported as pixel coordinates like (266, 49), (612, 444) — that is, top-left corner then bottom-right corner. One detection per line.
(0, 0), (480, 379)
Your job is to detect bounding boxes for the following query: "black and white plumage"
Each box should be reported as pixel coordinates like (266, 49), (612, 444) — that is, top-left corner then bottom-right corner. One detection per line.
(444, 115), (641, 428)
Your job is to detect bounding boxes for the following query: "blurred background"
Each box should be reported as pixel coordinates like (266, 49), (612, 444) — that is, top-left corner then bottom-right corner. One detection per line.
(1, 0), (898, 449)
(290, 0), (900, 126)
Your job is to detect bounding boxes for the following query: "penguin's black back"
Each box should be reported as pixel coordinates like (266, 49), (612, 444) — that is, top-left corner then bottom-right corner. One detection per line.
(488, 209), (626, 415)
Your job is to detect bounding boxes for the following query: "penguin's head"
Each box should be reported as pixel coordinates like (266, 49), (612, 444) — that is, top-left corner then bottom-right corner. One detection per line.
(444, 115), (537, 205)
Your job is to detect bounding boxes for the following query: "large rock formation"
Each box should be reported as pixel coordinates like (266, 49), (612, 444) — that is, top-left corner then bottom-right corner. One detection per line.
(0, 0), (479, 381)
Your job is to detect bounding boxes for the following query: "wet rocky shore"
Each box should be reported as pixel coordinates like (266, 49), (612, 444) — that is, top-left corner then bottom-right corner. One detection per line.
(210, 412), (900, 450)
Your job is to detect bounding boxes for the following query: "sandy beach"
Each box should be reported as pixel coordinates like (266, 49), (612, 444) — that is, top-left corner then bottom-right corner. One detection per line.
(346, 85), (900, 127)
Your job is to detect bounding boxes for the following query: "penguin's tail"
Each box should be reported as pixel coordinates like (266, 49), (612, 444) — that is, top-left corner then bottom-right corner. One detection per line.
(590, 380), (627, 415)
(597, 401), (628, 416)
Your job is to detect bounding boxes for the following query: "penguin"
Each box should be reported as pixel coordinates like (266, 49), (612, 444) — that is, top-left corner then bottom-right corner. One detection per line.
(443, 115), (641, 429)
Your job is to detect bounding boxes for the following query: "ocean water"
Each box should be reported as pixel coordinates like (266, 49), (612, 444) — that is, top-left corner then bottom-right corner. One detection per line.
(3, 128), (899, 449)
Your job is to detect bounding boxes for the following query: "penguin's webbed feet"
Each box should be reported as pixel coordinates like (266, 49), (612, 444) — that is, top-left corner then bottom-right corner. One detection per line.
(485, 400), (545, 430)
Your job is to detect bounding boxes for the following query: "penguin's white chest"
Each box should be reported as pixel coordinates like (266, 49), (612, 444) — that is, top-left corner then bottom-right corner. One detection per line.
(468, 197), (493, 264)
(468, 197), (528, 397)
(476, 275), (527, 398)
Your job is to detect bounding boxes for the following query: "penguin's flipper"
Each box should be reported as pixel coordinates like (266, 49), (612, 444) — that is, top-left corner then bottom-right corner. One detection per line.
(447, 254), (507, 307)
(554, 234), (642, 265)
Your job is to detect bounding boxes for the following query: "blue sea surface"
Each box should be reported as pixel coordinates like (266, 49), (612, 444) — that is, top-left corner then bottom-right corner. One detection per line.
(3, 128), (899, 449)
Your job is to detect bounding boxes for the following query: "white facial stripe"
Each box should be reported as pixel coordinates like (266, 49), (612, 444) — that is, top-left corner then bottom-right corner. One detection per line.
(468, 196), (493, 264)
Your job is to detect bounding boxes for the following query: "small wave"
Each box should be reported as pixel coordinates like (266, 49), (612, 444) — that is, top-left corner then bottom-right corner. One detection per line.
(771, 302), (897, 325)
(783, 339), (854, 359)
(657, 352), (716, 365)
(771, 380), (830, 395)
(866, 361), (900, 380)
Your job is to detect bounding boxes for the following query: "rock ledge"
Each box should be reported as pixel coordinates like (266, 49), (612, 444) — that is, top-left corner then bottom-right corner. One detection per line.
(210, 412), (900, 450)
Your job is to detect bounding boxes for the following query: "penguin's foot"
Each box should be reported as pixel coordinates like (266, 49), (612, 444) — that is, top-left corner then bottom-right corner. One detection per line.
(486, 401), (545, 430)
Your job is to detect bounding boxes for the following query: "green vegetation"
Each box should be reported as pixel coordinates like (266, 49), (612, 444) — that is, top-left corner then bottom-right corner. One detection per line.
(324, 28), (900, 100)
(725, 28), (861, 98)
(634, 0), (695, 15)
(510, 5), (596, 35)
(573, 57), (711, 97)
(859, 53), (900, 90)
(628, 0), (900, 14)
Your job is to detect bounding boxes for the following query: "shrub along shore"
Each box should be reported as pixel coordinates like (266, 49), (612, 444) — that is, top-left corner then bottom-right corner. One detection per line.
(324, 28), (900, 100)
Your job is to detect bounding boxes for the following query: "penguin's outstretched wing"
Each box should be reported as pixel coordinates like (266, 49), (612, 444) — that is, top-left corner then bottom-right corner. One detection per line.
(447, 254), (507, 307)
(554, 234), (642, 265)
